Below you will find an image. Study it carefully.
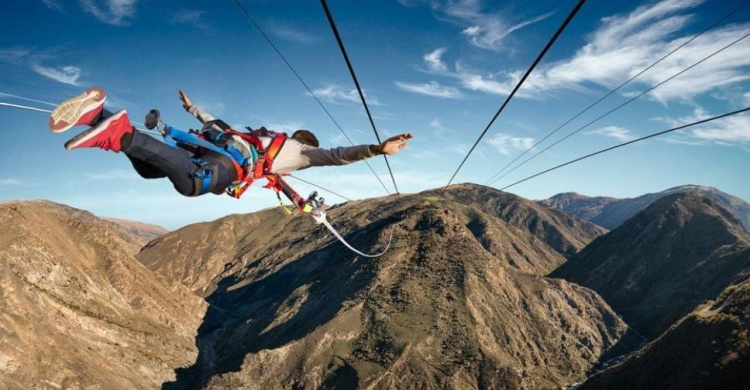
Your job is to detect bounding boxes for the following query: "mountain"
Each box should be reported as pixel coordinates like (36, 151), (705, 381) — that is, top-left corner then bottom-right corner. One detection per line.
(0, 201), (206, 389)
(581, 277), (750, 389)
(541, 185), (750, 230)
(139, 184), (633, 389)
(102, 217), (169, 253)
(551, 192), (750, 339)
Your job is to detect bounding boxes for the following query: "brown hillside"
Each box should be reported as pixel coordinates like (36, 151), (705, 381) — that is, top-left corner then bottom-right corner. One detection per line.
(581, 277), (750, 390)
(139, 184), (631, 389)
(552, 192), (750, 339)
(0, 201), (206, 389)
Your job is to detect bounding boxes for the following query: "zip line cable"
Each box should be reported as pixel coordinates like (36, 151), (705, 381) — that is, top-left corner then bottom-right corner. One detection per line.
(499, 106), (750, 191)
(0, 101), (53, 114)
(489, 29), (750, 186)
(0, 92), (57, 107)
(1, 97), (346, 199)
(230, 0), (390, 195)
(288, 174), (352, 202)
(0, 99), (164, 138)
(484, 0), (750, 186)
(443, 0), (587, 190)
(319, 0), (400, 194)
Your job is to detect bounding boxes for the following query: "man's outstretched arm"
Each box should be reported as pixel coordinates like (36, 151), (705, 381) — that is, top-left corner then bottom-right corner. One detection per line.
(273, 134), (413, 173)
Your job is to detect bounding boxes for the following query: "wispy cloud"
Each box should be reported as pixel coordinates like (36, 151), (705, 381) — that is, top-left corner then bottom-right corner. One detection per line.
(265, 120), (305, 133)
(0, 178), (22, 186)
(659, 107), (750, 143)
(587, 126), (634, 142)
(441, 0), (554, 51)
(31, 63), (82, 86)
(42, 0), (63, 12)
(268, 23), (317, 43)
(488, 133), (535, 155)
(423, 0), (750, 103)
(309, 84), (380, 105)
(79, 0), (137, 26)
(394, 81), (463, 99)
(0, 47), (32, 64)
(424, 47), (448, 72)
(170, 9), (208, 30)
(86, 169), (139, 180)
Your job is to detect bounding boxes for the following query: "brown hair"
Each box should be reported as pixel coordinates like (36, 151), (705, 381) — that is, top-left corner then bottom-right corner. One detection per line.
(292, 130), (319, 148)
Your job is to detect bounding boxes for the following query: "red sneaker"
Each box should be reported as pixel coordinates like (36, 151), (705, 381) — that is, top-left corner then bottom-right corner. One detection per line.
(65, 110), (133, 152)
(49, 86), (107, 133)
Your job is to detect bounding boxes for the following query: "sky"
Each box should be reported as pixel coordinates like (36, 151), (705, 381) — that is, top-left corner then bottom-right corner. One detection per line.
(0, 0), (748, 230)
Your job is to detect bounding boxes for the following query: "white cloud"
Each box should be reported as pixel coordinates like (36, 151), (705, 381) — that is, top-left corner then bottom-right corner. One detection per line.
(394, 81), (463, 99)
(268, 23), (316, 43)
(0, 47), (32, 64)
(42, 0), (63, 12)
(488, 133), (535, 155)
(442, 0), (553, 51)
(31, 64), (82, 86)
(265, 121), (305, 133)
(0, 178), (22, 186)
(309, 85), (380, 105)
(79, 0), (137, 26)
(691, 114), (750, 143)
(659, 107), (750, 143)
(432, 0), (750, 103)
(587, 126), (634, 142)
(86, 169), (139, 180)
(170, 9), (208, 30)
(424, 47), (448, 72)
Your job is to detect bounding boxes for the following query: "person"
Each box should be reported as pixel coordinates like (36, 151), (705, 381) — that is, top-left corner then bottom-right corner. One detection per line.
(49, 87), (412, 198)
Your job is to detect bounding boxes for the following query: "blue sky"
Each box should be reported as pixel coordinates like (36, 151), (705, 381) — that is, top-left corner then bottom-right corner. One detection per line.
(0, 0), (748, 229)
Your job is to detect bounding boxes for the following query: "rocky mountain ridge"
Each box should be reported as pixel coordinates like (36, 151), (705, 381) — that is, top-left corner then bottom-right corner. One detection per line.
(541, 185), (750, 230)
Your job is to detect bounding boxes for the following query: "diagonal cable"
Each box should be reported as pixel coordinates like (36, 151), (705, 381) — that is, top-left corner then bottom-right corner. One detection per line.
(288, 174), (352, 201)
(490, 30), (750, 186)
(231, 0), (390, 194)
(500, 106), (750, 191)
(443, 0), (587, 190)
(485, 0), (749, 185)
(319, 0), (400, 194)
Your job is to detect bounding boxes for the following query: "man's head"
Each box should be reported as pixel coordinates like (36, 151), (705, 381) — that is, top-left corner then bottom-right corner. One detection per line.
(292, 130), (319, 148)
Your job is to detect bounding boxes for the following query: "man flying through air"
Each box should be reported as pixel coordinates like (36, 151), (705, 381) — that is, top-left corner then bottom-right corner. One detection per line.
(48, 87), (411, 199)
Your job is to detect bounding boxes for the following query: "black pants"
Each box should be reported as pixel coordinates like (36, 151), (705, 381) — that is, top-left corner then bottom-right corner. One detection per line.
(123, 130), (238, 196)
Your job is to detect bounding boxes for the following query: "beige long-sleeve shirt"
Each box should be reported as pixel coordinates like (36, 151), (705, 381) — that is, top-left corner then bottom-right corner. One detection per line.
(188, 105), (379, 174)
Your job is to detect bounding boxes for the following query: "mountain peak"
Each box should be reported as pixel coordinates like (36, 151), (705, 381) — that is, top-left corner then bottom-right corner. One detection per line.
(552, 190), (750, 338)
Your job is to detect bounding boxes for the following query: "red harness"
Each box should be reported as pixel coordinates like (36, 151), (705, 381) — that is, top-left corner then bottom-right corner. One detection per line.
(224, 130), (293, 201)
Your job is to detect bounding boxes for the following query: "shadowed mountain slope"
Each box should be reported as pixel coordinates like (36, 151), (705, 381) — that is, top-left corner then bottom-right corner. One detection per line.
(139, 184), (632, 389)
(0, 201), (206, 389)
(542, 185), (750, 230)
(581, 277), (750, 390)
(552, 192), (750, 339)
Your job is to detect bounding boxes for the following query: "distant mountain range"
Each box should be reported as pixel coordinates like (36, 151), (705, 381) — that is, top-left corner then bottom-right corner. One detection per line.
(0, 184), (747, 389)
(541, 185), (750, 230)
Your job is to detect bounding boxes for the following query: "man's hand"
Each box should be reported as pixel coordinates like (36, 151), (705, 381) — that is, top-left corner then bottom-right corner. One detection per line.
(380, 133), (413, 155)
(178, 89), (193, 111)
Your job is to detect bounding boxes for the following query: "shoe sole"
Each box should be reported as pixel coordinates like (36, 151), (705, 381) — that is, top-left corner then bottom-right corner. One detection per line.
(65, 110), (126, 150)
(49, 86), (107, 133)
